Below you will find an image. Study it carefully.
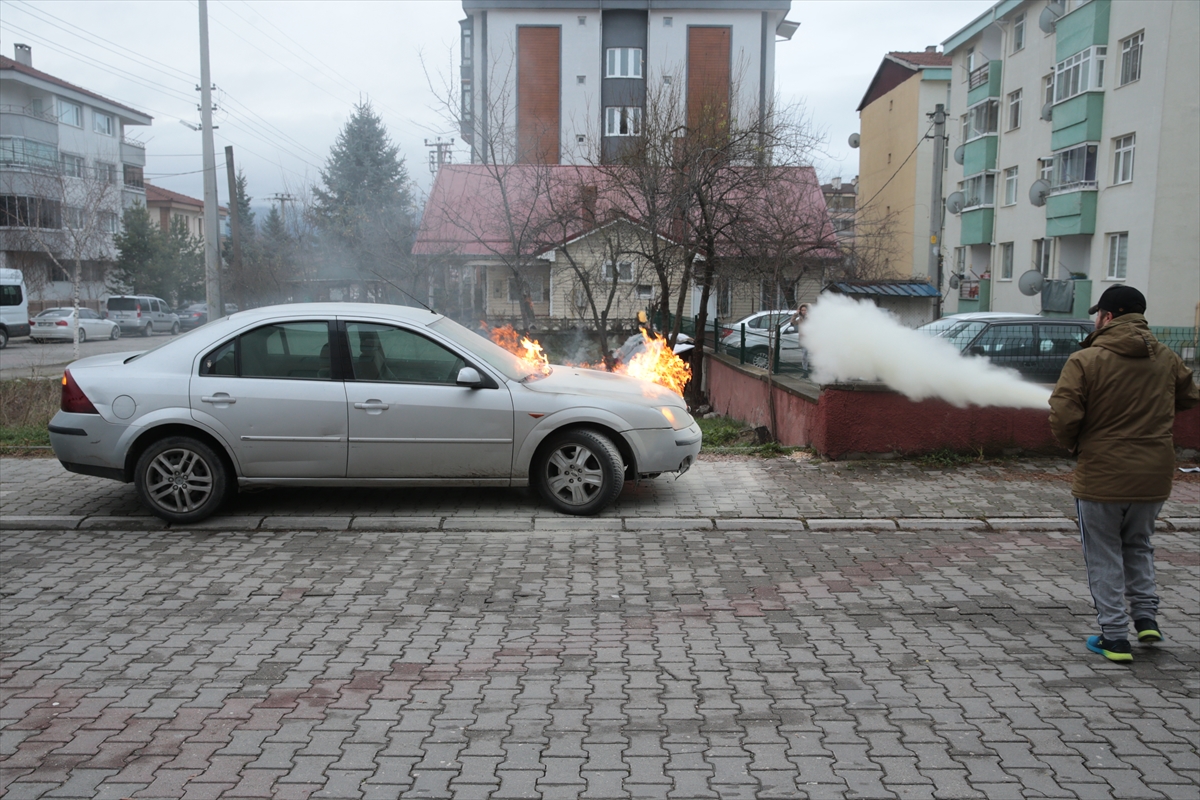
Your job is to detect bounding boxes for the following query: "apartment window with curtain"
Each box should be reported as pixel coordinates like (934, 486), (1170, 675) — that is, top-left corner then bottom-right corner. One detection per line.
(1003, 166), (1019, 206)
(1007, 89), (1022, 130)
(1000, 242), (1014, 280)
(604, 107), (642, 137)
(1054, 46), (1106, 103)
(1112, 134), (1135, 184)
(1035, 238), (1053, 277)
(1120, 32), (1143, 86)
(605, 48), (643, 79)
(57, 99), (82, 127)
(965, 99), (999, 140)
(1107, 233), (1128, 280)
(1012, 13), (1025, 53)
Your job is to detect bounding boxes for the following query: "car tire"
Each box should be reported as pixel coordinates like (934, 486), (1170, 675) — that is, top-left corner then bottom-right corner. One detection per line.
(0, 328), (8, 349)
(77, 328), (86, 343)
(110, 326), (121, 340)
(534, 428), (625, 516)
(170, 322), (180, 335)
(748, 347), (770, 369)
(142, 323), (153, 337)
(135, 436), (228, 524)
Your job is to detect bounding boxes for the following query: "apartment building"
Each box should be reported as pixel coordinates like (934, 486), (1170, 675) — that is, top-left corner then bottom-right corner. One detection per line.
(457, 0), (798, 164)
(941, 0), (1199, 327)
(144, 183), (227, 242)
(821, 175), (857, 246)
(1, 45), (152, 308)
(855, 48), (951, 279)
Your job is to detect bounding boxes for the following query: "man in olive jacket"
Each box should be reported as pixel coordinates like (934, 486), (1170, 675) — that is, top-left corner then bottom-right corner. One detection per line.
(1049, 285), (1199, 663)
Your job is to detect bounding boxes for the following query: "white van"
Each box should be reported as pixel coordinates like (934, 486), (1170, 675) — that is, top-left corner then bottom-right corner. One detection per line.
(0, 268), (31, 348)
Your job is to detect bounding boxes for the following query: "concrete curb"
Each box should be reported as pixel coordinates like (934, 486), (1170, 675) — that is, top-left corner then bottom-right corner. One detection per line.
(3, 515), (1194, 533)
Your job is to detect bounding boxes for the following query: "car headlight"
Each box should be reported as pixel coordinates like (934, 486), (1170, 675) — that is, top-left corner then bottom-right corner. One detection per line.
(657, 406), (694, 431)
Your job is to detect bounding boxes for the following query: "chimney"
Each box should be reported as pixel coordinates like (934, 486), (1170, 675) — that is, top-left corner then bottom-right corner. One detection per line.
(832, 176), (842, 191)
(925, 45), (937, 54)
(14, 44), (32, 67)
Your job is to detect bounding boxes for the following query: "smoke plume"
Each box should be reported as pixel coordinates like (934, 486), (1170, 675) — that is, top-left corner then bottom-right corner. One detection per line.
(801, 294), (1051, 409)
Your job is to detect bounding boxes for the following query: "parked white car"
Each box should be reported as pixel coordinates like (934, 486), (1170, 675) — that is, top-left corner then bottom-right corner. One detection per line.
(49, 303), (701, 522)
(30, 307), (121, 343)
(718, 310), (803, 369)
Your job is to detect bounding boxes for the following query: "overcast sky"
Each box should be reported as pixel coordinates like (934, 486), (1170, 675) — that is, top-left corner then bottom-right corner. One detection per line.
(1, 0), (993, 213)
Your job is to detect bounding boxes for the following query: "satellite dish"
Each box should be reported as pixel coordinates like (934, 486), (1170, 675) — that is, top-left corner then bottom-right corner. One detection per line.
(1040, 102), (1054, 121)
(946, 191), (965, 215)
(1029, 179), (1051, 207)
(848, 132), (860, 149)
(949, 274), (961, 290)
(953, 144), (965, 165)
(1039, 1), (1065, 33)
(1018, 269), (1046, 297)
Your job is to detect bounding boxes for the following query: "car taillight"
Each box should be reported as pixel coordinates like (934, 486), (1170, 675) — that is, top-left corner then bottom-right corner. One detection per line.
(61, 370), (99, 414)
(56, 319), (69, 326)
(720, 327), (733, 338)
(136, 303), (142, 318)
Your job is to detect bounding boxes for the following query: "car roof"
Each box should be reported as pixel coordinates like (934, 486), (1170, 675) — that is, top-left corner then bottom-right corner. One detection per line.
(226, 302), (442, 324)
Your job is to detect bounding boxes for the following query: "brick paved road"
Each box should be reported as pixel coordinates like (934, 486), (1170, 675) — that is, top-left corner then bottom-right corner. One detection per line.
(3, 518), (1198, 799)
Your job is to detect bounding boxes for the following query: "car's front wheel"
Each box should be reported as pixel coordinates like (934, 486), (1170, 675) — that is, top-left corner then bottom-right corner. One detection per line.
(135, 436), (228, 523)
(142, 323), (153, 337)
(534, 429), (624, 515)
(170, 322), (180, 335)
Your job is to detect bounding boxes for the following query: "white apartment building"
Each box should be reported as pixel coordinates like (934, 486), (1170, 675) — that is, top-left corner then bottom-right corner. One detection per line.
(458, 0), (798, 165)
(941, 0), (1199, 328)
(1, 44), (152, 309)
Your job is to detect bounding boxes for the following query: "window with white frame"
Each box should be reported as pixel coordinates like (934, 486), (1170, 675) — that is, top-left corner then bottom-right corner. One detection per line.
(96, 162), (117, 185)
(1003, 166), (1019, 206)
(1107, 232), (1128, 279)
(1112, 134), (1135, 184)
(1043, 74), (1055, 107)
(63, 206), (84, 229)
(1054, 46), (1106, 103)
(954, 246), (966, 275)
(1035, 238), (1054, 277)
(961, 172), (996, 208)
(1012, 13), (1025, 53)
(60, 153), (84, 178)
(93, 112), (114, 136)
(605, 47), (643, 79)
(960, 114), (969, 144)
(965, 47), (976, 75)
(605, 106), (642, 136)
(1000, 242), (1014, 280)
(101, 212), (119, 234)
(1039, 157), (1054, 182)
(1052, 143), (1098, 191)
(1120, 32), (1142, 86)
(1007, 89), (1022, 130)
(57, 99), (82, 127)
(603, 260), (633, 283)
(636, 284), (653, 299)
(508, 277), (544, 302)
(965, 99), (999, 140)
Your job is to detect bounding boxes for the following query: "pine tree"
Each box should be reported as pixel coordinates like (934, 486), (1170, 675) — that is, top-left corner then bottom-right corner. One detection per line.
(162, 215), (204, 305)
(110, 203), (164, 296)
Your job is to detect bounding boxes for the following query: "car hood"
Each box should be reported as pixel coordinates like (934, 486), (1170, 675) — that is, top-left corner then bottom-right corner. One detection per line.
(521, 366), (684, 407)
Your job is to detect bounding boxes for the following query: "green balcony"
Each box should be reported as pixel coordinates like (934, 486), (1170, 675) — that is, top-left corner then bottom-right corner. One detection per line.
(1051, 93), (1105, 150)
(957, 278), (991, 313)
(967, 61), (1002, 105)
(1045, 190), (1097, 237)
(963, 136), (998, 175)
(960, 207), (994, 246)
(1056, 0), (1110, 62)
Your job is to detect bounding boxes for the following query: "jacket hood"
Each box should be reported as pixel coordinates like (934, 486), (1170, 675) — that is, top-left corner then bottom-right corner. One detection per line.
(1083, 314), (1156, 359)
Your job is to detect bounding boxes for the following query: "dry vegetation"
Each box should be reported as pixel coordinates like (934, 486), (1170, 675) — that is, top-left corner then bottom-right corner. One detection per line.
(0, 378), (59, 450)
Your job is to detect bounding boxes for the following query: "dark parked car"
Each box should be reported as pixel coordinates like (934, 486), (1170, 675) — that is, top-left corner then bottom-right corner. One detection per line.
(919, 313), (1094, 382)
(176, 303), (242, 331)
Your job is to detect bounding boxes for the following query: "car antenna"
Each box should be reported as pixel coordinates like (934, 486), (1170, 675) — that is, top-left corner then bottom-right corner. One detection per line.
(364, 268), (437, 314)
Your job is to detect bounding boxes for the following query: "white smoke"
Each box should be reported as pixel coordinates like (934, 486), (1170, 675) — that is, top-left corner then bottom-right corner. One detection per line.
(801, 294), (1051, 409)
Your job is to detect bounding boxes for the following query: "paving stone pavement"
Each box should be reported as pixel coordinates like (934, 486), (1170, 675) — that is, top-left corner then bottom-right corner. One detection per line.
(2, 456), (1198, 799)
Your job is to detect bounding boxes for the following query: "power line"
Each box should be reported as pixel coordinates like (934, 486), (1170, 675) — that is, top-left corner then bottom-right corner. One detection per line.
(857, 122), (935, 213)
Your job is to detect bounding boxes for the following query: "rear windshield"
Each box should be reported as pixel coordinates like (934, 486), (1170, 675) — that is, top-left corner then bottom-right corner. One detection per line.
(107, 297), (139, 311)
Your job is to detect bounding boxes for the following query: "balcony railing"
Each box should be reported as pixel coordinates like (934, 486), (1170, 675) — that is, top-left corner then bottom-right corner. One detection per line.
(0, 104), (58, 123)
(1048, 180), (1098, 195)
(121, 137), (145, 150)
(968, 64), (991, 89)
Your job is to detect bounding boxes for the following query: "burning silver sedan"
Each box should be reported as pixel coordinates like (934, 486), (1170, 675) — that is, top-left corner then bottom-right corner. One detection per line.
(48, 303), (700, 522)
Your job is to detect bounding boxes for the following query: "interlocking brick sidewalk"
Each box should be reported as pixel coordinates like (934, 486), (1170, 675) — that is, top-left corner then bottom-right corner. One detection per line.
(2, 457), (1198, 799)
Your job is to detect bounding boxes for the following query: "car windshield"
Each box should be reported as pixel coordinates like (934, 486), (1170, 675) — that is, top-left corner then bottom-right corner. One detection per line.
(429, 316), (545, 382)
(917, 318), (964, 337)
(107, 298), (138, 311)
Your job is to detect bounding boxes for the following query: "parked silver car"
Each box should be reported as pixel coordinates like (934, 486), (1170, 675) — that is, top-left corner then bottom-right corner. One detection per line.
(718, 310), (803, 369)
(49, 303), (701, 522)
(104, 295), (180, 337)
(30, 307), (120, 343)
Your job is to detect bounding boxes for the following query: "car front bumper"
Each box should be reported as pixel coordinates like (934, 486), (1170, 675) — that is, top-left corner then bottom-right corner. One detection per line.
(625, 421), (702, 475)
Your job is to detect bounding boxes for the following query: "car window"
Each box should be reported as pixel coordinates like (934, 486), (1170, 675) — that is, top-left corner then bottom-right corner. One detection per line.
(347, 322), (464, 384)
(201, 340), (237, 376)
(107, 297), (136, 311)
(429, 316), (541, 382)
(973, 324), (1035, 359)
(1038, 324), (1088, 356)
(38, 308), (71, 318)
(80, 308), (98, 319)
(239, 322), (332, 380)
(943, 321), (988, 351)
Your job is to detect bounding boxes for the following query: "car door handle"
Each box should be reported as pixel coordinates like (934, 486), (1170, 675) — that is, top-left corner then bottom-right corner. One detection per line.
(354, 401), (389, 411)
(201, 394), (236, 405)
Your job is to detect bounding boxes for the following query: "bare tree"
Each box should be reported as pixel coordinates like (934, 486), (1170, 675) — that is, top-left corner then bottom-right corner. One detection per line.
(2, 154), (124, 358)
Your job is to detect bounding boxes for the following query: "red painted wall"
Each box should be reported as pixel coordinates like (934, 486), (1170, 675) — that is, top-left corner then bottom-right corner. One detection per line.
(705, 354), (1200, 458)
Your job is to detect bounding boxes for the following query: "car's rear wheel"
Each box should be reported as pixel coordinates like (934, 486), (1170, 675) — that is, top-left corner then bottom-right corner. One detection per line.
(534, 429), (624, 516)
(110, 325), (120, 340)
(0, 328), (7, 349)
(76, 328), (87, 343)
(748, 347), (770, 369)
(142, 323), (153, 337)
(170, 322), (180, 335)
(135, 436), (228, 523)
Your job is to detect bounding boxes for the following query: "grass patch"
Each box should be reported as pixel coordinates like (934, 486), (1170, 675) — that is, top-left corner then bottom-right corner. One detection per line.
(696, 415), (802, 458)
(0, 378), (59, 449)
(915, 447), (984, 468)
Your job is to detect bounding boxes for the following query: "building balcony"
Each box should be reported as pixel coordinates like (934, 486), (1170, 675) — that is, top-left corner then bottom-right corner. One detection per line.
(120, 138), (146, 168)
(966, 61), (1001, 105)
(963, 136), (998, 175)
(959, 207), (994, 246)
(0, 105), (59, 145)
(1050, 93), (1104, 151)
(1045, 189), (1097, 237)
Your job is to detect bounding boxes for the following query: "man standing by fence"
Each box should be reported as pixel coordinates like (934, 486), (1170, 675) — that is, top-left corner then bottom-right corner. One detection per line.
(1049, 285), (1198, 663)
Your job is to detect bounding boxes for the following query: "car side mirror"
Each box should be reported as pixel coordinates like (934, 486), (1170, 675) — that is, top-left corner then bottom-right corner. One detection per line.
(783, 325), (796, 334)
(456, 366), (484, 387)
(969, 346), (985, 357)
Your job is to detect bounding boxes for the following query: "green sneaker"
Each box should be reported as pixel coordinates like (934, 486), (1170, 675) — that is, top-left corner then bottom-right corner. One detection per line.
(1087, 635), (1133, 663)
(1134, 619), (1162, 643)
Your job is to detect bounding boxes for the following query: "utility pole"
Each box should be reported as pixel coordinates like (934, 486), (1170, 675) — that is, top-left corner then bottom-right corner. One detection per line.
(425, 137), (454, 175)
(198, 0), (222, 321)
(927, 103), (947, 319)
(224, 146), (243, 312)
(270, 193), (295, 221)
